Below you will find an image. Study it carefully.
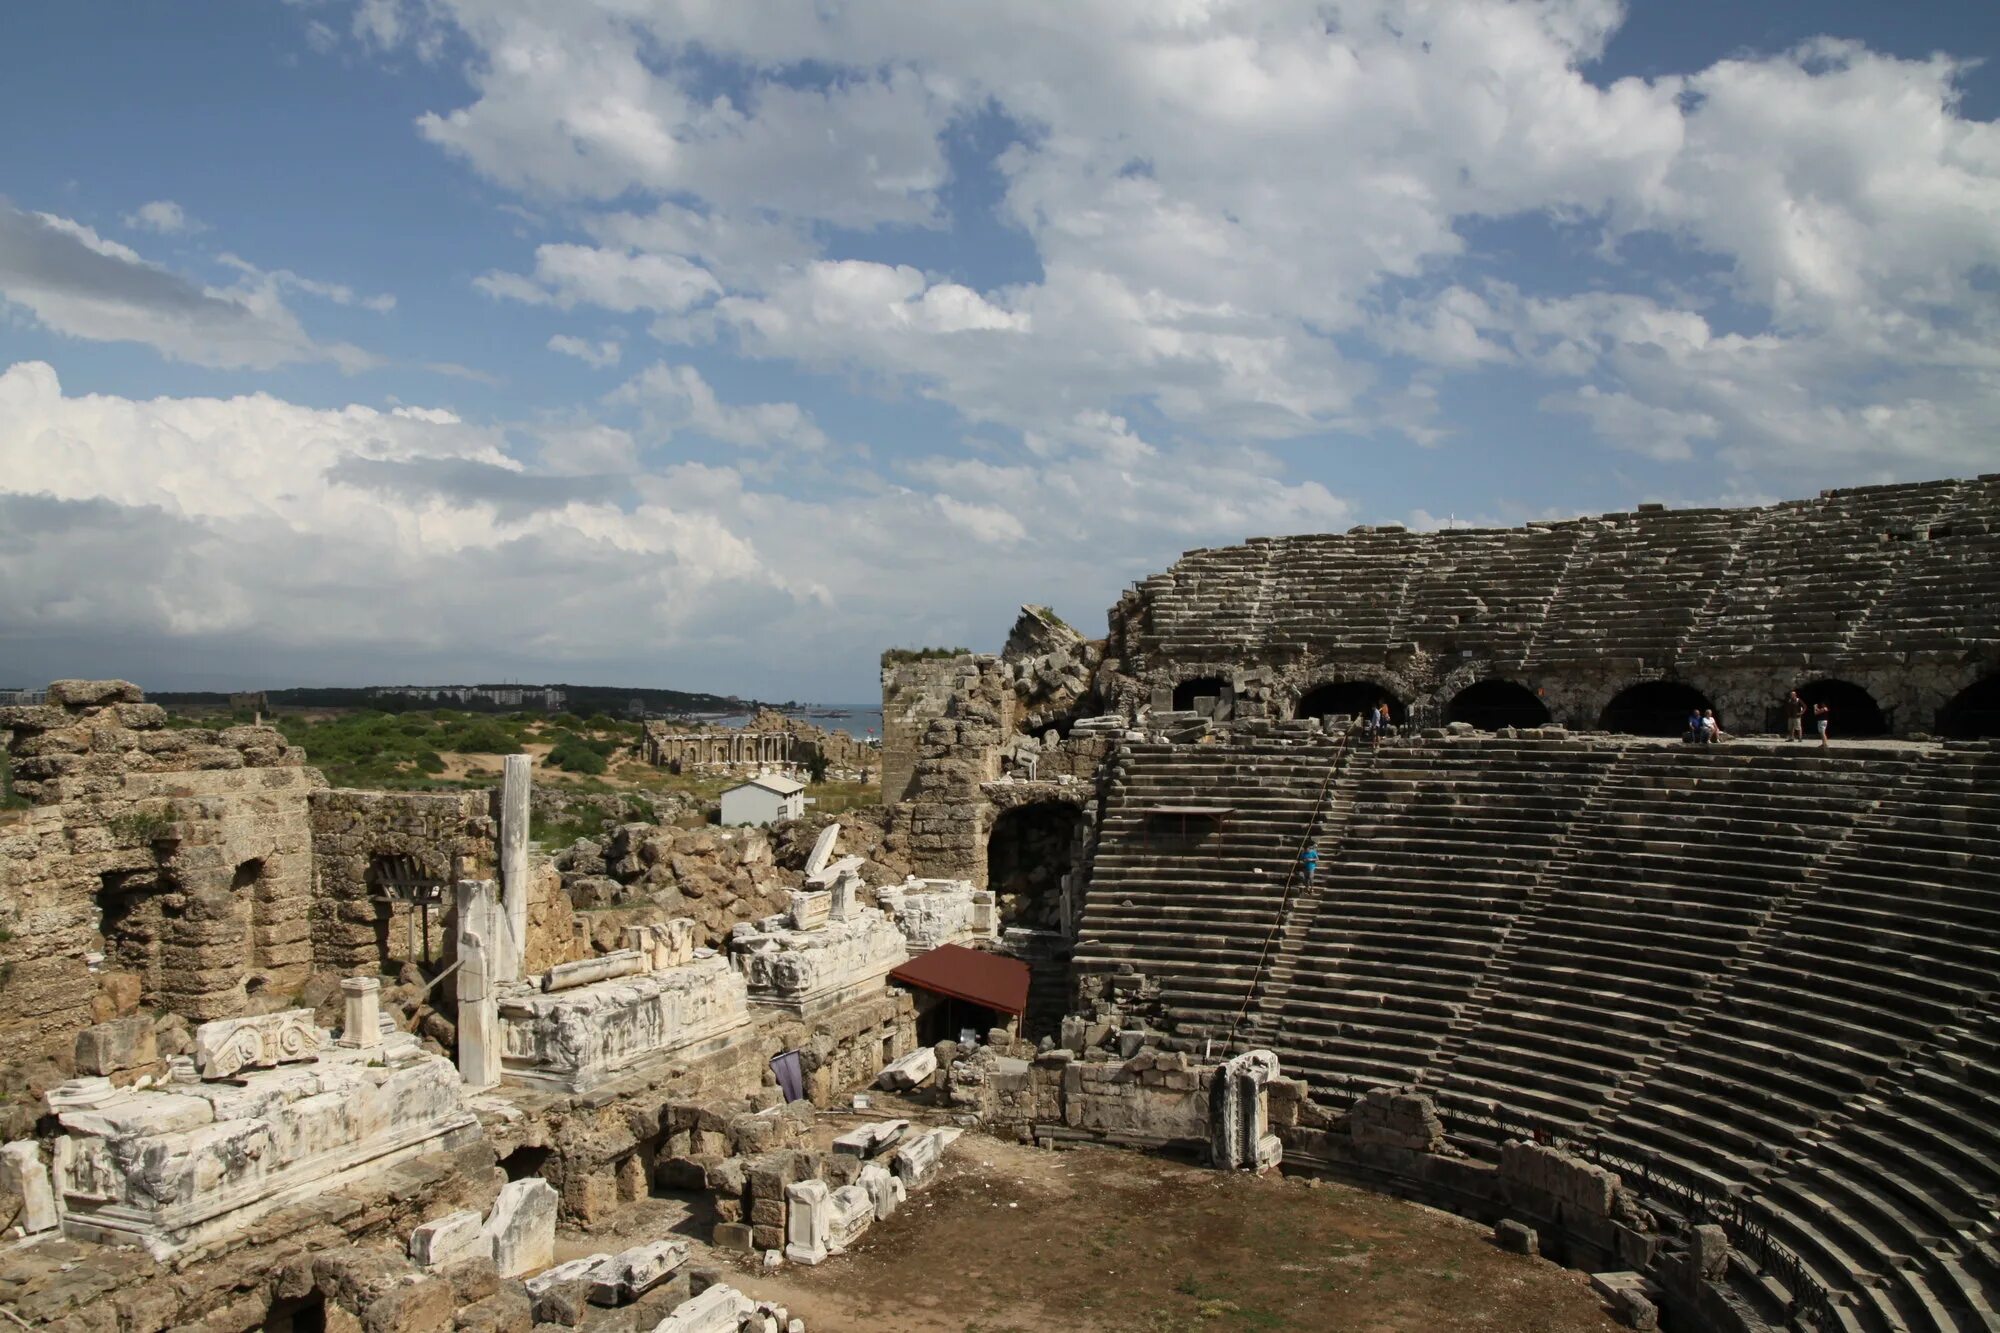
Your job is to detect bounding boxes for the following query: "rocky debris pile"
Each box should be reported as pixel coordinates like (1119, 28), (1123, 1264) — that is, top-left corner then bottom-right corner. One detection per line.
(770, 806), (912, 884)
(1001, 604), (1101, 734)
(553, 823), (800, 950)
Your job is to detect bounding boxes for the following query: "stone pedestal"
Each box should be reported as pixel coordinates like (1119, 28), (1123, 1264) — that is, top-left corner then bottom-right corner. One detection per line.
(783, 1179), (831, 1265)
(338, 977), (381, 1049)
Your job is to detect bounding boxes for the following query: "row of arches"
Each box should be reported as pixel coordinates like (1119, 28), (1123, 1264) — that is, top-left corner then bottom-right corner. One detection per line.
(1165, 672), (2000, 738)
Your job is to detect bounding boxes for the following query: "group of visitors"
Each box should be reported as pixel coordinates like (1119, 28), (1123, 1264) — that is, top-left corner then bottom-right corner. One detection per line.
(1685, 692), (1833, 747)
(1683, 708), (1729, 744)
(1785, 690), (1832, 747)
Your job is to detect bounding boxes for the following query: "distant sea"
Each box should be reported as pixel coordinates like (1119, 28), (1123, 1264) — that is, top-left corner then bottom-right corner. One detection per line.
(683, 704), (884, 740)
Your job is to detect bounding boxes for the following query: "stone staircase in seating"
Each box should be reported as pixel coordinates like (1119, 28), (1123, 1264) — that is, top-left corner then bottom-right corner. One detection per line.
(1071, 738), (1343, 1051)
(1274, 736), (1620, 1098)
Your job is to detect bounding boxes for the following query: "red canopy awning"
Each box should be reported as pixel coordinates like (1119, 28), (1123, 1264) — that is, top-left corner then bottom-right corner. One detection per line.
(889, 944), (1030, 1017)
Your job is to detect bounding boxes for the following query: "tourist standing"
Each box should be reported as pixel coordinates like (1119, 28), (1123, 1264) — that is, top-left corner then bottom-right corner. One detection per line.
(1815, 701), (1831, 748)
(1786, 691), (1806, 741)
(1300, 844), (1319, 891)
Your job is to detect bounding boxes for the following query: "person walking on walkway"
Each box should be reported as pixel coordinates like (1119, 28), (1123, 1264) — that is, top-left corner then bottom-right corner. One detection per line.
(1815, 700), (1831, 748)
(1300, 844), (1320, 891)
(1786, 691), (1806, 742)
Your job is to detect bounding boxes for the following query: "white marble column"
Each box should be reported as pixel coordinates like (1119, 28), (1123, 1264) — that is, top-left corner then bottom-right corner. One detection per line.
(455, 879), (503, 1089)
(499, 753), (531, 983)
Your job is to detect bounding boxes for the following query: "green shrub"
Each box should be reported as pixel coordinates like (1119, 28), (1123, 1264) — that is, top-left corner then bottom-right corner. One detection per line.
(881, 646), (970, 666)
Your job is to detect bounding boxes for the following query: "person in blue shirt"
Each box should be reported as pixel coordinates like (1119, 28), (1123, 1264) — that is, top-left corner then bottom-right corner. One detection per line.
(1300, 844), (1320, 890)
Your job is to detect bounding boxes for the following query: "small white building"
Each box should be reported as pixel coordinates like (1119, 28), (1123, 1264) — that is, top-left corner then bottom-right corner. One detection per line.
(719, 772), (807, 827)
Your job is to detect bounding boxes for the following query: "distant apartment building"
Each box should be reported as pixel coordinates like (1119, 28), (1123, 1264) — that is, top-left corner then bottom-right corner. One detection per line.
(0, 687), (48, 705)
(372, 684), (568, 710)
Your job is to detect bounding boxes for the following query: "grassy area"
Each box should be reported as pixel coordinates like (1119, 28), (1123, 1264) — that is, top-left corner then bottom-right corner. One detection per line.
(262, 708), (644, 790)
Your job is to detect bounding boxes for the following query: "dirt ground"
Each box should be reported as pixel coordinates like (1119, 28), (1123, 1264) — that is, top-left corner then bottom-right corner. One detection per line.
(564, 1130), (1621, 1333)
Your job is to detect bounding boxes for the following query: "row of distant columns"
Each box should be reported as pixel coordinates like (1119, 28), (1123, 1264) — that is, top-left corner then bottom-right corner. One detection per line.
(664, 732), (793, 769)
(456, 753), (532, 1090)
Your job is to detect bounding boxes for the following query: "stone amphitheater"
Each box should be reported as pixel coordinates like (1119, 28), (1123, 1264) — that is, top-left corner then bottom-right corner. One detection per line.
(0, 472), (1995, 1333)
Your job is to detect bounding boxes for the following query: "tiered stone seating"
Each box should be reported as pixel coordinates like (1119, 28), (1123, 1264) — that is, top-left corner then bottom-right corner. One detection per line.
(1273, 738), (1618, 1093)
(1696, 481), (1963, 664)
(1138, 541), (1276, 664)
(1419, 747), (1891, 1147)
(1261, 530), (1435, 658)
(1739, 999), (2000, 1333)
(1072, 740), (1338, 1046)
(1529, 508), (1750, 668)
(1123, 476), (1992, 679)
(1606, 746), (1999, 1191)
(1402, 523), (1584, 664)
(1847, 475), (2000, 661)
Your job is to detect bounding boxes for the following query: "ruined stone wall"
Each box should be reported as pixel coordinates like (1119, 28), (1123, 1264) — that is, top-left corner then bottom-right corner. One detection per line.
(0, 682), (321, 1091)
(895, 657), (1014, 885)
(880, 654), (999, 804)
(308, 788), (496, 973)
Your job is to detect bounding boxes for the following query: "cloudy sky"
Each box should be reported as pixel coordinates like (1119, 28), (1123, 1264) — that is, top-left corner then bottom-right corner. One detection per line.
(3, 2), (1997, 701)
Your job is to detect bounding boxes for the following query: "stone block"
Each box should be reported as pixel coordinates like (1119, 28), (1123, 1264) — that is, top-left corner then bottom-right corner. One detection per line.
(73, 1016), (159, 1077)
(358, 1274), (456, 1333)
(712, 1222), (754, 1253)
(587, 1239), (689, 1306)
(832, 1118), (909, 1159)
(1494, 1219), (1538, 1257)
(409, 1209), (486, 1269)
(652, 1284), (755, 1333)
(192, 1009), (325, 1078)
(1691, 1224), (1730, 1280)
(858, 1162), (898, 1221)
(889, 1129), (945, 1186)
(876, 1048), (937, 1090)
(453, 1286), (533, 1333)
(0, 1141), (58, 1234)
(483, 1178), (558, 1278)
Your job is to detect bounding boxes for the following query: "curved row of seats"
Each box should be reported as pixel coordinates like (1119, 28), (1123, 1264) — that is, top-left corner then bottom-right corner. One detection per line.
(1072, 734), (2000, 1331)
(1123, 475), (1999, 676)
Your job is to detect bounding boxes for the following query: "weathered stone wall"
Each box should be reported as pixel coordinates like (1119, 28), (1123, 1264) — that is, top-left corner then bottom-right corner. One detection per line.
(308, 788), (496, 973)
(0, 682), (321, 1091)
(881, 655), (992, 805)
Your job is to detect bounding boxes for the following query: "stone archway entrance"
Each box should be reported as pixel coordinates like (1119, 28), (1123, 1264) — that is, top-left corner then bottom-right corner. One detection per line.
(1940, 674), (2000, 739)
(1171, 676), (1229, 714)
(1600, 680), (1712, 737)
(1296, 681), (1405, 725)
(1799, 679), (1889, 737)
(1446, 680), (1550, 731)
(987, 802), (1081, 931)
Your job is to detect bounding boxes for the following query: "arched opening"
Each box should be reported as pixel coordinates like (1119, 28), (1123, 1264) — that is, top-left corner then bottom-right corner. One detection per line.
(987, 803), (1081, 931)
(1798, 679), (1889, 738)
(1446, 680), (1551, 731)
(1599, 680), (1713, 738)
(1296, 681), (1406, 726)
(1939, 675), (2000, 739)
(1171, 676), (1228, 714)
